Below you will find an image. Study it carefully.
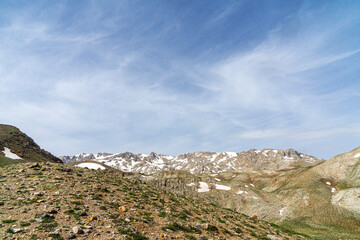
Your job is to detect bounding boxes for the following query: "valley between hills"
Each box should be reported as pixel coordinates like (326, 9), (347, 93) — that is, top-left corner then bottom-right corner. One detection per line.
(1, 124), (360, 240)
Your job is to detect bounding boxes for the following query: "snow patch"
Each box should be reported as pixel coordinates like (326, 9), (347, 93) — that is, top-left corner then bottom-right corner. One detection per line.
(76, 162), (105, 170)
(280, 207), (285, 216)
(210, 153), (220, 162)
(250, 183), (255, 187)
(225, 152), (237, 158)
(331, 187), (336, 193)
(214, 178), (221, 182)
(245, 185), (249, 188)
(262, 150), (270, 157)
(215, 184), (231, 191)
(236, 190), (248, 195)
(2, 147), (22, 160)
(186, 183), (195, 187)
(197, 182), (210, 193)
(283, 156), (294, 162)
(326, 182), (331, 186)
(354, 153), (360, 158)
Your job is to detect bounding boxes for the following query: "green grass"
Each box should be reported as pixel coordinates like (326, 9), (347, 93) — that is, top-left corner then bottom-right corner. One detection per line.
(118, 226), (148, 240)
(0, 155), (23, 167)
(278, 219), (360, 240)
(2, 219), (17, 224)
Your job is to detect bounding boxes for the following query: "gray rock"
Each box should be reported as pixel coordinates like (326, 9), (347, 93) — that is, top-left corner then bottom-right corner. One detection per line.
(74, 210), (87, 216)
(66, 233), (76, 239)
(267, 235), (283, 240)
(47, 208), (58, 214)
(72, 226), (84, 234)
(34, 218), (43, 223)
(195, 223), (209, 230)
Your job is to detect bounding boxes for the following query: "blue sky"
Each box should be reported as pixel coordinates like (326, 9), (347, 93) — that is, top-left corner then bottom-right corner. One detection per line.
(0, 0), (359, 159)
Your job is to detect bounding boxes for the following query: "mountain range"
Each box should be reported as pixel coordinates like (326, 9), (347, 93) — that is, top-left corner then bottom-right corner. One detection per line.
(2, 124), (360, 239)
(60, 148), (322, 175)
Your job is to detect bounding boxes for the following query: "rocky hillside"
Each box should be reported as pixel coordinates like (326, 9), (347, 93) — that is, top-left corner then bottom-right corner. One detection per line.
(60, 148), (322, 175)
(141, 147), (360, 240)
(0, 125), (62, 163)
(0, 161), (306, 240)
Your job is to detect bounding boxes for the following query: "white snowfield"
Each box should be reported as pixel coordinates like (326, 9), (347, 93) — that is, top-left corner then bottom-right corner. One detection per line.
(197, 182), (210, 192)
(215, 184), (231, 190)
(354, 153), (360, 158)
(76, 162), (105, 170)
(2, 147), (22, 159)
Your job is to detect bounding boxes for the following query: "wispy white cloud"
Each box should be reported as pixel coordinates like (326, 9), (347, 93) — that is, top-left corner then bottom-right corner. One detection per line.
(0, 1), (359, 159)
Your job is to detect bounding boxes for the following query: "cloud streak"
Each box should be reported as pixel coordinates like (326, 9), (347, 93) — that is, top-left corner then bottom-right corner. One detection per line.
(0, 1), (359, 159)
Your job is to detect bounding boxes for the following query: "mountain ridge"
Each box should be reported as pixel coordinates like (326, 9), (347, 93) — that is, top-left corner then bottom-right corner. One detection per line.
(0, 124), (62, 163)
(60, 148), (323, 175)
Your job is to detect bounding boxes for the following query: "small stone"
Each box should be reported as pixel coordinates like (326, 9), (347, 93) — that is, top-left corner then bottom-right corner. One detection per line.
(118, 206), (126, 212)
(85, 216), (98, 223)
(267, 235), (283, 240)
(74, 210), (87, 216)
(72, 226), (84, 234)
(195, 223), (209, 230)
(33, 192), (44, 197)
(13, 228), (22, 233)
(66, 233), (76, 239)
(47, 208), (58, 214)
(57, 167), (72, 172)
(30, 163), (41, 169)
(40, 213), (54, 219)
(35, 218), (44, 223)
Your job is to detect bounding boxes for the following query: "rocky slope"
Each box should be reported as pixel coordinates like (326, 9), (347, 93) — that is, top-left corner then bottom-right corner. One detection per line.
(0, 161), (306, 240)
(141, 147), (360, 240)
(0, 124), (62, 163)
(60, 149), (322, 175)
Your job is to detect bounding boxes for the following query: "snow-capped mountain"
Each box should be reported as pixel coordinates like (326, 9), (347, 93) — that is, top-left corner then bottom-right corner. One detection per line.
(60, 148), (322, 175)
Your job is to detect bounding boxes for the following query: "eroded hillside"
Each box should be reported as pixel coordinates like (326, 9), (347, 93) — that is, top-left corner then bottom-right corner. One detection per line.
(0, 162), (306, 240)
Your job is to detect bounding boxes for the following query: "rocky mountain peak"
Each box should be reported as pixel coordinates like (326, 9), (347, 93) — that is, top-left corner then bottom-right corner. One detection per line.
(0, 124), (62, 163)
(60, 148), (323, 175)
